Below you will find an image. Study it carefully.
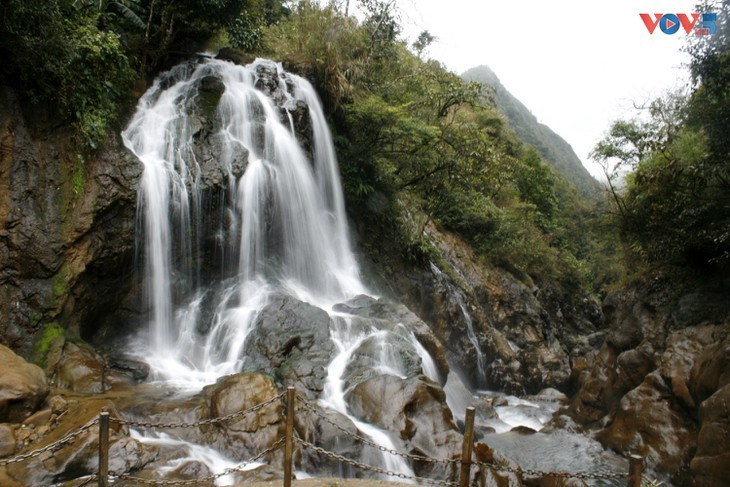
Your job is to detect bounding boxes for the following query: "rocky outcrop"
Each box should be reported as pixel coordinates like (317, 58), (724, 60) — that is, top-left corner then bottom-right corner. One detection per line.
(562, 274), (730, 486)
(0, 396), (155, 486)
(346, 374), (462, 478)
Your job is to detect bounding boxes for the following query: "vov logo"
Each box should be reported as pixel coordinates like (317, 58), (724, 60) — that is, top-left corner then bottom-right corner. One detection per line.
(640, 13), (717, 35)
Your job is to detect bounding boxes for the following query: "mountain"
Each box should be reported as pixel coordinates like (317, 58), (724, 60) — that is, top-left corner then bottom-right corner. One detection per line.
(462, 65), (601, 199)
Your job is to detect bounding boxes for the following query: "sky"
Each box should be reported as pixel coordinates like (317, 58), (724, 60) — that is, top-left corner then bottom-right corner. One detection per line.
(390, 0), (704, 179)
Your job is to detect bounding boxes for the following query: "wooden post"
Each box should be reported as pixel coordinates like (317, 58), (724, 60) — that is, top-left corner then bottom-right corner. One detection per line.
(98, 411), (110, 487)
(284, 386), (296, 487)
(459, 407), (476, 487)
(627, 454), (644, 487)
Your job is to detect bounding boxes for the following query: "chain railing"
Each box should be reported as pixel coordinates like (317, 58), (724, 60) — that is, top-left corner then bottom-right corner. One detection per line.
(296, 438), (459, 487)
(297, 395), (461, 467)
(0, 385), (645, 487)
(109, 438), (285, 486)
(0, 417), (100, 467)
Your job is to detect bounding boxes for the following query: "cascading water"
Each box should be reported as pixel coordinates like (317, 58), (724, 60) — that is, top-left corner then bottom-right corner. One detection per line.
(429, 262), (487, 388)
(122, 56), (436, 480)
(122, 58), (367, 385)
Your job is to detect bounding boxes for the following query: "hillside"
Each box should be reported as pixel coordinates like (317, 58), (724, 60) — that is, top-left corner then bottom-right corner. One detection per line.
(462, 65), (601, 199)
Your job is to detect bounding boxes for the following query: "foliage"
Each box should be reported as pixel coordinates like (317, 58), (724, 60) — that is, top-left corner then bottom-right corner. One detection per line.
(228, 10), (265, 50)
(591, 17), (730, 272)
(0, 0), (287, 149)
(0, 1), (135, 150)
(462, 65), (602, 200)
(263, 1), (368, 110)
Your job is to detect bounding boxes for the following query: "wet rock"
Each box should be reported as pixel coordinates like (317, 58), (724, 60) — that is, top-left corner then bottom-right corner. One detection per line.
(474, 398), (498, 421)
(0, 86), (141, 354)
(53, 342), (105, 393)
(524, 477), (587, 487)
(216, 48), (256, 66)
(690, 331), (730, 405)
(22, 408), (52, 428)
(49, 395), (68, 415)
(0, 344), (48, 422)
(294, 402), (363, 476)
(345, 374), (461, 478)
(528, 388), (569, 404)
(342, 330), (423, 389)
(333, 295), (450, 384)
(2, 398), (154, 485)
(203, 372), (284, 461)
(105, 353), (150, 384)
(596, 371), (697, 482)
(243, 294), (335, 395)
(510, 425), (537, 435)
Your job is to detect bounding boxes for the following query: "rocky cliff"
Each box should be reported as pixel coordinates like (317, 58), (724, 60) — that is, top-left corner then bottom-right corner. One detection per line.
(560, 272), (730, 486)
(0, 86), (140, 358)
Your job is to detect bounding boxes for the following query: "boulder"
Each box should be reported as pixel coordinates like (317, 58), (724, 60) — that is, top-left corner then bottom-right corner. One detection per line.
(345, 374), (461, 478)
(0, 345), (48, 423)
(596, 371), (697, 484)
(203, 372), (284, 461)
(333, 295), (450, 384)
(243, 294), (335, 395)
(294, 401), (363, 477)
(2, 398), (155, 485)
(0, 423), (15, 457)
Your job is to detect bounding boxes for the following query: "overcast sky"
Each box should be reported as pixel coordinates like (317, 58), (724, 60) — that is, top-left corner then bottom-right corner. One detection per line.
(391, 0), (703, 178)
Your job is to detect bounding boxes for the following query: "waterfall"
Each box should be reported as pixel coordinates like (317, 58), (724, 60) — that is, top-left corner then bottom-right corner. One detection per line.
(122, 57), (436, 479)
(122, 58), (367, 384)
(429, 262), (487, 388)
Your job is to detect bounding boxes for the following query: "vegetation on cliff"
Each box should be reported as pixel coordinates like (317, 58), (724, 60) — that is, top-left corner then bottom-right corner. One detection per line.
(591, 0), (730, 275)
(260, 2), (625, 296)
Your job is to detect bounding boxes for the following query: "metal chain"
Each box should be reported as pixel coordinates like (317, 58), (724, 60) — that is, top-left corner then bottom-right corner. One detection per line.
(475, 460), (628, 481)
(110, 392), (286, 429)
(0, 417), (100, 467)
(75, 474), (99, 486)
(297, 438), (458, 487)
(110, 438), (285, 486)
(297, 395), (459, 466)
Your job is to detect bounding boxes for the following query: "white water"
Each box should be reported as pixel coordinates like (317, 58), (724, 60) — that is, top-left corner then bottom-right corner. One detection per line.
(122, 58), (367, 384)
(130, 429), (262, 486)
(319, 313), (418, 482)
(123, 57), (444, 479)
(429, 262), (487, 387)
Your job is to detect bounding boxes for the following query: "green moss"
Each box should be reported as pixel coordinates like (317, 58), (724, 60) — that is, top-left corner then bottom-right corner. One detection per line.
(52, 271), (68, 299)
(32, 322), (65, 366)
(71, 156), (86, 197)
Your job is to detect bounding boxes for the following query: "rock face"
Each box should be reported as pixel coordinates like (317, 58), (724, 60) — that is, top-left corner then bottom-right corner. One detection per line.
(563, 274), (730, 486)
(0, 86), (141, 356)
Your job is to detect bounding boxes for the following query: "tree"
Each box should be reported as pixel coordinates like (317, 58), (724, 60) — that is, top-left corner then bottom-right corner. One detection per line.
(412, 30), (435, 58)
